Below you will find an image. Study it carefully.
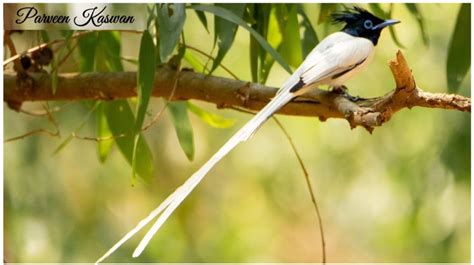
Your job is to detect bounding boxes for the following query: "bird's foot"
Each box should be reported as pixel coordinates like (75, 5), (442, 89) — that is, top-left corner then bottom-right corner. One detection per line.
(332, 86), (360, 102)
(332, 85), (348, 94)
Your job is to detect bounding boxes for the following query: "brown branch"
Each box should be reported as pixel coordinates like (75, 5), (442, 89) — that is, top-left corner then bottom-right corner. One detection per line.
(4, 51), (471, 132)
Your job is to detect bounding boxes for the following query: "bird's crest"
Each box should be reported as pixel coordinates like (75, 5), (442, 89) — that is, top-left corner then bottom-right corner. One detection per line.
(331, 6), (379, 24)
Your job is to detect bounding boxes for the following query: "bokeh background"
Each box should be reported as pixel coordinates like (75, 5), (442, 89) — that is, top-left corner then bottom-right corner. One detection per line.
(4, 3), (470, 262)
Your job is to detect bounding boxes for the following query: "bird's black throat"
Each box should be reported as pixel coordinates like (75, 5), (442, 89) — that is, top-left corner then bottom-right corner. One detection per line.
(342, 27), (382, 45)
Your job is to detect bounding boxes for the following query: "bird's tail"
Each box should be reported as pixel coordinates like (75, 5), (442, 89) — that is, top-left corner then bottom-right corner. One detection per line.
(96, 91), (294, 263)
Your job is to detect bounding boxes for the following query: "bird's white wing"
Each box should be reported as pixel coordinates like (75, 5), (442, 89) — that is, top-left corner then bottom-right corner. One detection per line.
(299, 32), (374, 86)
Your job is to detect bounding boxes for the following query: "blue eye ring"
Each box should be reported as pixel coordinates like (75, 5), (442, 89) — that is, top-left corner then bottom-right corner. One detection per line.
(364, 19), (373, 29)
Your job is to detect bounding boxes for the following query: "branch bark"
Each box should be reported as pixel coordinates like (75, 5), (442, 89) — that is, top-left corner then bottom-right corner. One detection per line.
(4, 51), (471, 132)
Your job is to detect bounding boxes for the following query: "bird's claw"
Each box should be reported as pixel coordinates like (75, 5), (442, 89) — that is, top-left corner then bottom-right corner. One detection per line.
(332, 86), (360, 102)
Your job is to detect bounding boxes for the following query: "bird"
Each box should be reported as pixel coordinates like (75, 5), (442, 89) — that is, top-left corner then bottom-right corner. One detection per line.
(96, 6), (400, 262)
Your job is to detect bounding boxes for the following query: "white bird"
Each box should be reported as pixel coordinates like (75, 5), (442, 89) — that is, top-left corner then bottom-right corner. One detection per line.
(96, 6), (399, 262)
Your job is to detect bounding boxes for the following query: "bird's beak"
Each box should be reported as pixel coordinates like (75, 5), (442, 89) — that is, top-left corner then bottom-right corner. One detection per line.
(373, 19), (400, 30)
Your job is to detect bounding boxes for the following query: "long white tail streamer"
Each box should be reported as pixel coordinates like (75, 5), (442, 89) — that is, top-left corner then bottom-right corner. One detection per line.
(97, 91), (295, 262)
(95, 189), (179, 264)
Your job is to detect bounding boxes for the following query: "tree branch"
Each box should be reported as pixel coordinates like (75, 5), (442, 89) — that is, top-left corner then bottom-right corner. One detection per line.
(4, 51), (470, 132)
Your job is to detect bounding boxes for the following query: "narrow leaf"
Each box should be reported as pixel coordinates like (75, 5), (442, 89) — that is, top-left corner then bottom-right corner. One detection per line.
(135, 31), (156, 133)
(405, 4), (429, 46)
(250, 36), (259, 82)
(77, 32), (98, 72)
(189, 4), (292, 74)
(259, 5), (283, 84)
(94, 31), (124, 162)
(40, 30), (50, 42)
(184, 49), (206, 73)
(96, 31), (123, 72)
(51, 58), (59, 94)
(187, 102), (235, 128)
(193, 9), (209, 33)
(50, 31), (74, 94)
(447, 3), (471, 92)
(298, 6), (319, 58)
(210, 4), (246, 73)
(97, 103), (114, 163)
(368, 3), (386, 18)
(168, 102), (195, 161)
(278, 5), (302, 68)
(132, 31), (156, 180)
(157, 3), (186, 62)
(104, 100), (154, 182)
(249, 4), (272, 83)
(318, 4), (338, 24)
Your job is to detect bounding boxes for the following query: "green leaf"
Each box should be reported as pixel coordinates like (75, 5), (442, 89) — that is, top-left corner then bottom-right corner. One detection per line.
(60, 30), (74, 39)
(250, 36), (259, 83)
(135, 31), (156, 133)
(93, 31), (124, 162)
(146, 4), (156, 29)
(259, 5), (281, 84)
(184, 49), (206, 73)
(210, 4), (246, 73)
(388, 26), (405, 49)
(132, 31), (156, 180)
(157, 3), (186, 62)
(249, 4), (272, 83)
(40, 30), (50, 42)
(189, 4), (292, 74)
(447, 3), (471, 92)
(77, 32), (98, 72)
(96, 103), (114, 163)
(104, 100), (154, 182)
(51, 59), (59, 94)
(368, 3), (386, 18)
(278, 5), (302, 68)
(318, 4), (338, 24)
(50, 31), (74, 94)
(193, 8), (209, 33)
(405, 4), (429, 46)
(96, 31), (124, 72)
(187, 102), (235, 128)
(168, 101), (194, 161)
(298, 6), (319, 58)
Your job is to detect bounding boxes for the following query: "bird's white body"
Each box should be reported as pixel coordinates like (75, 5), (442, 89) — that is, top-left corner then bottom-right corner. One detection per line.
(284, 32), (375, 96)
(97, 30), (377, 263)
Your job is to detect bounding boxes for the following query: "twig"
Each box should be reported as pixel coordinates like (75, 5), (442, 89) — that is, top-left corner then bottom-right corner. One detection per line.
(5, 104), (60, 143)
(4, 128), (58, 143)
(4, 31), (21, 71)
(227, 104), (327, 262)
(272, 117), (326, 263)
(58, 41), (79, 68)
(3, 31), (94, 67)
(19, 102), (71, 116)
(185, 44), (240, 80)
(72, 69), (182, 142)
(142, 69), (181, 131)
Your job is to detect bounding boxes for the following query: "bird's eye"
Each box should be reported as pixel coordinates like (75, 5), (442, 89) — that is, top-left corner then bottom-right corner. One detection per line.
(363, 20), (373, 29)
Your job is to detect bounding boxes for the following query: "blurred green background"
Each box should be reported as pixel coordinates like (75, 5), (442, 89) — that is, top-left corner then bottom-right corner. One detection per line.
(4, 3), (470, 262)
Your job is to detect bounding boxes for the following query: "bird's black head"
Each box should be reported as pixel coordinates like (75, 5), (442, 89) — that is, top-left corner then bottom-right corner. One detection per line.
(332, 7), (400, 45)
